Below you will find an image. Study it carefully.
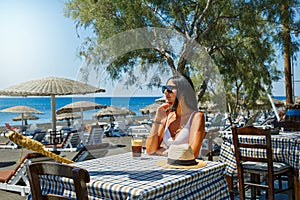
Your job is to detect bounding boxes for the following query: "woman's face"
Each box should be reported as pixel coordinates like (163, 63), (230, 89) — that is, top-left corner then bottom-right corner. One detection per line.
(163, 80), (177, 105)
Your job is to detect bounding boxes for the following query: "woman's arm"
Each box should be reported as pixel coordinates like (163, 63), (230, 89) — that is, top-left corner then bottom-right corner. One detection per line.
(189, 112), (205, 158)
(145, 103), (170, 154)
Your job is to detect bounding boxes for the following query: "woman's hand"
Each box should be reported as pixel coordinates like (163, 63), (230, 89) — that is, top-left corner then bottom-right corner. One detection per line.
(154, 103), (171, 122)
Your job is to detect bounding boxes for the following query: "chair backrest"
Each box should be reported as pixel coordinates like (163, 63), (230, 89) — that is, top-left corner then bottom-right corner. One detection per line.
(32, 132), (46, 142)
(26, 162), (90, 200)
(70, 131), (81, 148)
(231, 126), (274, 198)
(72, 143), (109, 162)
(86, 125), (104, 145)
(58, 130), (75, 148)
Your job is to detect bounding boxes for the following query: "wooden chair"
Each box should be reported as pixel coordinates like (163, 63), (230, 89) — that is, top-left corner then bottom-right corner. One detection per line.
(231, 125), (294, 200)
(26, 162), (90, 200)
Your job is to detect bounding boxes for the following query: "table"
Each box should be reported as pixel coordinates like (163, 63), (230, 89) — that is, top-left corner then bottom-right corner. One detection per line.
(32, 152), (230, 200)
(219, 131), (300, 200)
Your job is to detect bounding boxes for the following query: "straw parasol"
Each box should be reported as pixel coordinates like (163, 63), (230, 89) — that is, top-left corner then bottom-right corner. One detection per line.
(155, 96), (166, 103)
(93, 105), (136, 121)
(139, 102), (162, 115)
(0, 105), (43, 127)
(56, 101), (107, 121)
(271, 98), (285, 107)
(13, 113), (39, 126)
(0, 77), (105, 150)
(56, 113), (81, 127)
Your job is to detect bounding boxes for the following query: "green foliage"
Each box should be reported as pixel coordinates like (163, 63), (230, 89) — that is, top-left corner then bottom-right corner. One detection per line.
(65, 0), (299, 113)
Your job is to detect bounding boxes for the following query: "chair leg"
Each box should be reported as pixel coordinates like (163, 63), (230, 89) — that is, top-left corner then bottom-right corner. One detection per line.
(294, 170), (299, 200)
(250, 173), (256, 199)
(287, 171), (294, 200)
(226, 175), (235, 200)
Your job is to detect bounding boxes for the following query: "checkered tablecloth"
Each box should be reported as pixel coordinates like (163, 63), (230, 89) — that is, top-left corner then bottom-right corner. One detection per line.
(30, 152), (230, 200)
(219, 131), (300, 181)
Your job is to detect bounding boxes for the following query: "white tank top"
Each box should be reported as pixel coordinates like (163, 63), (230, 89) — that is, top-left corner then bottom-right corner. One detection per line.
(163, 111), (196, 148)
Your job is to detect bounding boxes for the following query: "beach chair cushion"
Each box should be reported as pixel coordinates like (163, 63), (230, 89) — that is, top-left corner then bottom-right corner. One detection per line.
(0, 170), (15, 182)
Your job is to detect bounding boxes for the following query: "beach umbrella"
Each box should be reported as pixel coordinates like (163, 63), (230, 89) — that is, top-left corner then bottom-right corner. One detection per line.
(12, 113), (39, 126)
(0, 105), (43, 128)
(56, 113), (81, 127)
(0, 76), (105, 150)
(93, 105), (136, 121)
(56, 101), (107, 121)
(139, 102), (162, 115)
(155, 96), (166, 103)
(271, 98), (285, 107)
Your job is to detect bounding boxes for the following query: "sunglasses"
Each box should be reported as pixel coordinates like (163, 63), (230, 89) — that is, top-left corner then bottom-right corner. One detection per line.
(162, 85), (177, 93)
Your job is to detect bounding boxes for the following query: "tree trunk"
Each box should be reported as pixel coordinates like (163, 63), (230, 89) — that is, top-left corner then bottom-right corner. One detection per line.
(281, 4), (294, 105)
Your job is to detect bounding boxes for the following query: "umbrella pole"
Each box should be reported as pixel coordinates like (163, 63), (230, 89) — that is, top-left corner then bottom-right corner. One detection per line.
(81, 108), (84, 125)
(51, 95), (57, 151)
(21, 113), (24, 130)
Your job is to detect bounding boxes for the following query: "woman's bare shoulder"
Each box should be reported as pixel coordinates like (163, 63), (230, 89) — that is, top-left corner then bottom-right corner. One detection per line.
(194, 111), (204, 117)
(191, 111), (204, 122)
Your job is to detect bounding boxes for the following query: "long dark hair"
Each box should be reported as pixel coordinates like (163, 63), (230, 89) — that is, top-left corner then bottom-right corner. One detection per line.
(167, 74), (198, 111)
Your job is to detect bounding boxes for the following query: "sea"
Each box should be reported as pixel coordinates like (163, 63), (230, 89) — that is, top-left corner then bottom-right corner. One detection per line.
(0, 96), (161, 126)
(0, 95), (287, 127)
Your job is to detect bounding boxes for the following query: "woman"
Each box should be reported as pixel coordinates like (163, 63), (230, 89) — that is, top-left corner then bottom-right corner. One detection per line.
(146, 74), (205, 158)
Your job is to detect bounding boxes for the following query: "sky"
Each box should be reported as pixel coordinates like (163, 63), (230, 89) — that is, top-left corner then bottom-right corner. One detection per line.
(0, 0), (86, 92)
(0, 0), (298, 98)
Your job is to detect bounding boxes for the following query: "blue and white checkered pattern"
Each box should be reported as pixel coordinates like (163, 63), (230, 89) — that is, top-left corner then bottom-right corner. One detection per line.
(29, 153), (230, 200)
(219, 131), (300, 181)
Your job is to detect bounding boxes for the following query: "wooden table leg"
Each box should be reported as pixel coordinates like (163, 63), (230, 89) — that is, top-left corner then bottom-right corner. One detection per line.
(294, 169), (299, 200)
(226, 175), (234, 200)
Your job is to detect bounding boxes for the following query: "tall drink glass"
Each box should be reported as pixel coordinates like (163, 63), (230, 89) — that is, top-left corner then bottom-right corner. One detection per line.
(131, 137), (143, 157)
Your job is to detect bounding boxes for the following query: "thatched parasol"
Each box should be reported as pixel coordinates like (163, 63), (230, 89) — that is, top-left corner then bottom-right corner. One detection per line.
(271, 98), (285, 107)
(57, 101), (106, 114)
(13, 113), (39, 126)
(139, 102), (162, 115)
(0, 106), (43, 127)
(56, 113), (81, 127)
(93, 105), (136, 121)
(56, 101), (107, 121)
(155, 96), (166, 103)
(0, 77), (105, 150)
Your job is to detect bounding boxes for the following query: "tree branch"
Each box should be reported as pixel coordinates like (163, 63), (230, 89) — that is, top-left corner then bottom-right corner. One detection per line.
(155, 48), (177, 74)
(193, 0), (214, 40)
(170, 0), (190, 38)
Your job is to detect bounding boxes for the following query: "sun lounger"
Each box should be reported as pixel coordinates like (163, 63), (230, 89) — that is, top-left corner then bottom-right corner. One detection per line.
(32, 131), (47, 144)
(44, 130), (79, 152)
(85, 125), (104, 145)
(0, 140), (18, 149)
(72, 143), (109, 162)
(0, 152), (52, 196)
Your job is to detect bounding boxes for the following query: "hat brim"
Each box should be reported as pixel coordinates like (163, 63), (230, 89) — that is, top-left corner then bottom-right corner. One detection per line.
(156, 159), (207, 169)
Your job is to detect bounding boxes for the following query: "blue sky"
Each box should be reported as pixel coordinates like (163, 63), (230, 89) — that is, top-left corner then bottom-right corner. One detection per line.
(0, 0), (86, 90)
(0, 0), (298, 97)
